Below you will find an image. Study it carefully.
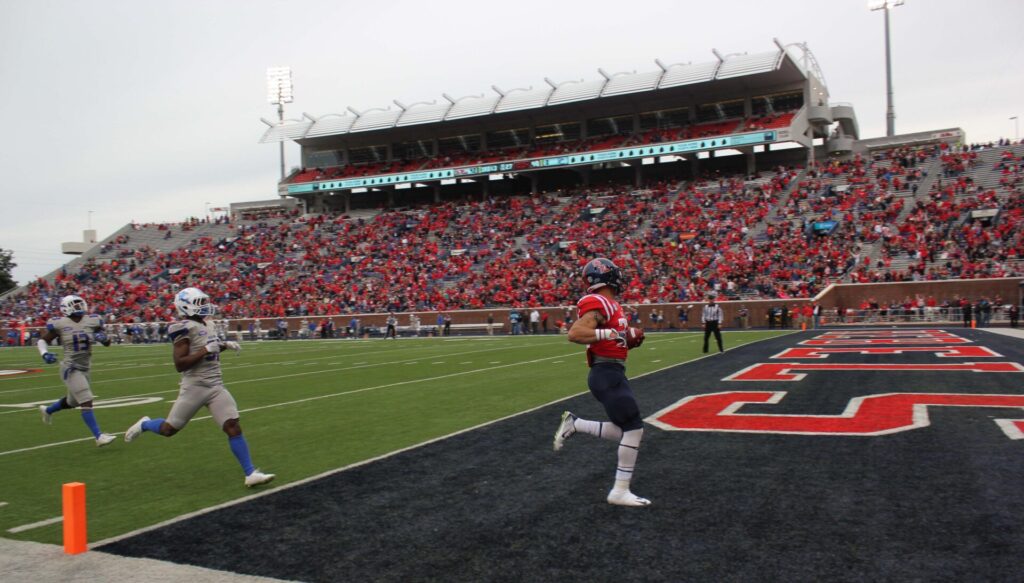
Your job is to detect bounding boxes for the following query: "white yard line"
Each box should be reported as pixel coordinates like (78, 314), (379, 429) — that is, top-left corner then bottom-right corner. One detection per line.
(0, 342), (571, 406)
(91, 332), (788, 548)
(0, 502), (8, 508)
(7, 516), (62, 534)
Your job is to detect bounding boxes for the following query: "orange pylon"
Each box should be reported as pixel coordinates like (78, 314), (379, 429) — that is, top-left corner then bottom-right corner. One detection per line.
(62, 482), (87, 554)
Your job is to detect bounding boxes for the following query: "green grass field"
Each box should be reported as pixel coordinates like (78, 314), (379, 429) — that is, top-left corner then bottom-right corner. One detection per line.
(0, 330), (786, 545)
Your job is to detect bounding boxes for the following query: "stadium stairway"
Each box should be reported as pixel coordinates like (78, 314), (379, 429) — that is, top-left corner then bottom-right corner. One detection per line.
(893, 154), (944, 222)
(954, 144), (1024, 203)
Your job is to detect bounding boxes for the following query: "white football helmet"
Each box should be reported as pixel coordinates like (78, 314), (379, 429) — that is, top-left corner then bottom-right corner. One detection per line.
(174, 287), (216, 317)
(60, 295), (88, 317)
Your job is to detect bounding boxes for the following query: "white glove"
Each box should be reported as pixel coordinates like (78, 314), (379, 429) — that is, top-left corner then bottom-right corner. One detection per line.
(224, 341), (241, 352)
(204, 341), (222, 354)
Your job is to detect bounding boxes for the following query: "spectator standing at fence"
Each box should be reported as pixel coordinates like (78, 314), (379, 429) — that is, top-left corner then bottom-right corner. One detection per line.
(277, 318), (288, 340)
(978, 298), (992, 327)
(780, 305), (790, 329)
(1010, 304), (1020, 328)
(436, 313), (444, 336)
(443, 313), (452, 336)
(702, 295), (724, 354)
(486, 313), (494, 336)
(409, 313), (420, 337)
(541, 311), (549, 334)
(678, 305), (690, 330)
(385, 312), (398, 339)
(510, 310), (521, 335)
(350, 316), (359, 339)
(961, 298), (973, 327)
(530, 309), (541, 335)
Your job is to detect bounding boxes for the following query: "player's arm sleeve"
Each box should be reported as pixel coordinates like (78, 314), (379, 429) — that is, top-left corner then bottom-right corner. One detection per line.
(576, 296), (611, 323)
(167, 323), (189, 344)
(37, 338), (51, 356)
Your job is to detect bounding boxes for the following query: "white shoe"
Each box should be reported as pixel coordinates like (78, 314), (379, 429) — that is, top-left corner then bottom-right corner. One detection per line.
(124, 416), (150, 443)
(607, 489), (652, 507)
(95, 433), (117, 447)
(552, 411), (577, 451)
(39, 405), (52, 425)
(245, 470), (276, 488)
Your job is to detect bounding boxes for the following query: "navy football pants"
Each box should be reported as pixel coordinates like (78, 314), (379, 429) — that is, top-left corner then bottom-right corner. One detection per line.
(587, 362), (643, 431)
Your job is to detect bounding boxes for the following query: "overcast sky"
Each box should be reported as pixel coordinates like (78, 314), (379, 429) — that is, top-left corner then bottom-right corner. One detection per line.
(2, 0), (1022, 285)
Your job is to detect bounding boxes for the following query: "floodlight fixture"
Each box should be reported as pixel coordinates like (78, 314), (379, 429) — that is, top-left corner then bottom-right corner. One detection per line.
(267, 67), (293, 105)
(267, 66), (294, 181)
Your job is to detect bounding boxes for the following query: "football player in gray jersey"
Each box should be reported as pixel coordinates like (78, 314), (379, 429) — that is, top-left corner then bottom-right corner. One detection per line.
(124, 287), (275, 487)
(37, 295), (117, 446)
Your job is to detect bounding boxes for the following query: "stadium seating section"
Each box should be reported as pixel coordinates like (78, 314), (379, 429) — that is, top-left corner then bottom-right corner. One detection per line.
(287, 112), (798, 185)
(2, 141), (1022, 325)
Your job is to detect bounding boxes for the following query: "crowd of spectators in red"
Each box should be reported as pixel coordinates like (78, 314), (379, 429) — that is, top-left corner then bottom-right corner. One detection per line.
(3, 142), (1022, 326)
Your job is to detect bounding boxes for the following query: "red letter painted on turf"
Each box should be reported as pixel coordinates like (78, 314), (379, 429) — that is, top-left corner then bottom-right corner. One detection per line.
(725, 362), (1024, 382)
(771, 346), (1003, 359)
(648, 391), (1024, 438)
(801, 337), (970, 346)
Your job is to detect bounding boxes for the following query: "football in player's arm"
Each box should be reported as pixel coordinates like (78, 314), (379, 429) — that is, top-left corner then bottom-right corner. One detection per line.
(124, 287), (274, 488)
(36, 295), (116, 446)
(554, 258), (650, 507)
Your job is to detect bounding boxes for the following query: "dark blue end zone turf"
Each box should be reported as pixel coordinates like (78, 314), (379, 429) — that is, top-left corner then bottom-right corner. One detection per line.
(100, 329), (1024, 582)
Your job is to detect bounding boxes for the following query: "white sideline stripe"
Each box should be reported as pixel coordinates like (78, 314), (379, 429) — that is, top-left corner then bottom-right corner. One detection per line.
(90, 331), (790, 548)
(7, 516), (62, 534)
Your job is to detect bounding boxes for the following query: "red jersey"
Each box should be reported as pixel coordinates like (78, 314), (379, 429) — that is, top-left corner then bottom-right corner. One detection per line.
(577, 293), (629, 364)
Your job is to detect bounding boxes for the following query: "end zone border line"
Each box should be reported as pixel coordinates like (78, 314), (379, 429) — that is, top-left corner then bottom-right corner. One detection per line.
(91, 330), (793, 548)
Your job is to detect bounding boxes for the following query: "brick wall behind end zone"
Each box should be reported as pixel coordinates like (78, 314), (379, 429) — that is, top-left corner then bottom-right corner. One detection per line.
(818, 278), (1024, 311)
(214, 299), (805, 334)
(3, 279), (1021, 338)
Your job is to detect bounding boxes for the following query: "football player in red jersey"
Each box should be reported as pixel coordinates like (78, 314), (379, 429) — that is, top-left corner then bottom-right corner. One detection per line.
(553, 258), (650, 507)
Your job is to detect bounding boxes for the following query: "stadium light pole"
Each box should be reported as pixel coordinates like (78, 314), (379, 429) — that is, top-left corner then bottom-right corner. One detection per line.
(267, 67), (294, 181)
(870, 0), (903, 137)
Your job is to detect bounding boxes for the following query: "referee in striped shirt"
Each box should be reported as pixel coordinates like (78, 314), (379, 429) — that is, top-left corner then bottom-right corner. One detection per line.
(702, 294), (724, 354)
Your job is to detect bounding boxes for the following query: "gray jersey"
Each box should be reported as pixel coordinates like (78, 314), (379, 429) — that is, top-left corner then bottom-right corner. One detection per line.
(46, 314), (104, 371)
(167, 319), (223, 386)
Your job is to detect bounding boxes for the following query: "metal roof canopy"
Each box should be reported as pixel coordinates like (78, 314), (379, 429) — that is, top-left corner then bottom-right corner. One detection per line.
(260, 42), (819, 147)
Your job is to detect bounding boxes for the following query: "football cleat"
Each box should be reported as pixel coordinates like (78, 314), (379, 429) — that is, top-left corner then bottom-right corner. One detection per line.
(552, 410), (577, 451)
(39, 405), (52, 425)
(245, 470), (276, 488)
(607, 489), (652, 507)
(95, 434), (117, 447)
(124, 416), (150, 443)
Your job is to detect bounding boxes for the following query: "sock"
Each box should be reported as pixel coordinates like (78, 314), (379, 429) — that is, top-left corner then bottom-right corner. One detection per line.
(80, 408), (101, 439)
(228, 434), (256, 476)
(46, 398), (67, 415)
(141, 418), (166, 434)
(574, 418), (623, 442)
(614, 428), (644, 488)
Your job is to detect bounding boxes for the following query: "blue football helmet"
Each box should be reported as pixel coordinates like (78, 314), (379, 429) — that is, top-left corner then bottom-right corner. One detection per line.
(582, 258), (622, 294)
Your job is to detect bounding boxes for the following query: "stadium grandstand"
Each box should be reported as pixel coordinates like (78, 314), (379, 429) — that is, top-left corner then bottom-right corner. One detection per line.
(2, 42), (1022, 333)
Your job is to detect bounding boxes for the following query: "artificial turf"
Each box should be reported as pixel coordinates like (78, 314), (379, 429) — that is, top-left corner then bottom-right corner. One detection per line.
(0, 330), (783, 545)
